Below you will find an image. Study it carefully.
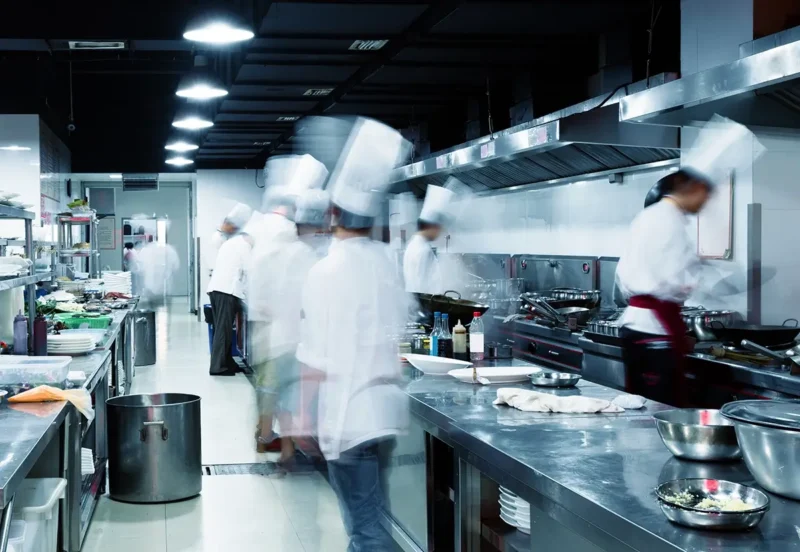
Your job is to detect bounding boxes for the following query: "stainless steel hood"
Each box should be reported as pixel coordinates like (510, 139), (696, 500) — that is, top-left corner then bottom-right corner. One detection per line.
(620, 27), (800, 128)
(390, 74), (680, 195)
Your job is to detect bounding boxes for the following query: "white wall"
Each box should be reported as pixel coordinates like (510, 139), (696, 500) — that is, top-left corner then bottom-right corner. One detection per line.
(681, 0), (753, 75)
(83, 182), (192, 296)
(0, 115), (40, 238)
(196, 169), (264, 303)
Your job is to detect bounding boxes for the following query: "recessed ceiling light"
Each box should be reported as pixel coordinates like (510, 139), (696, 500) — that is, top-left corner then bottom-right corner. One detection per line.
(303, 88), (334, 97)
(109, 174), (123, 179)
(276, 116), (300, 122)
(172, 116), (214, 130)
(184, 20), (254, 44)
(166, 157), (195, 167)
(0, 145), (31, 151)
(349, 39), (389, 51)
(176, 55), (228, 100)
(165, 141), (200, 152)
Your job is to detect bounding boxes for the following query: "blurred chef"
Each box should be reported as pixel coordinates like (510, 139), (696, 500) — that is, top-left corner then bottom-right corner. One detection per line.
(209, 203), (252, 271)
(248, 155), (328, 457)
(137, 236), (180, 309)
(403, 179), (461, 294)
(207, 207), (254, 376)
(616, 116), (763, 405)
(297, 117), (410, 550)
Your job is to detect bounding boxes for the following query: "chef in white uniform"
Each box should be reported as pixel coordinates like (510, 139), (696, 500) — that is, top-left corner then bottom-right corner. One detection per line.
(207, 208), (254, 376)
(403, 180), (461, 294)
(209, 203), (252, 267)
(247, 154), (329, 455)
(616, 116), (763, 405)
(296, 117), (410, 551)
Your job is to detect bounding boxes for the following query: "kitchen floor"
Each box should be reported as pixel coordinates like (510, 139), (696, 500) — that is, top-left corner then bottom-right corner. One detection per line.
(83, 298), (350, 552)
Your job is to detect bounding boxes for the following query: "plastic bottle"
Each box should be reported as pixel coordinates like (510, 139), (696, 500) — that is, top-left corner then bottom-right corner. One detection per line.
(470, 311), (485, 361)
(438, 314), (453, 358)
(453, 319), (467, 361)
(429, 312), (442, 356)
(13, 311), (27, 355)
(33, 315), (47, 356)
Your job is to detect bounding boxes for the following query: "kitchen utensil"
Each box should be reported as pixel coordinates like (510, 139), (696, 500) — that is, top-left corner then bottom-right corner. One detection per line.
(413, 291), (489, 330)
(707, 319), (800, 348)
(404, 354), (472, 375)
(556, 306), (594, 327)
(740, 339), (800, 370)
(720, 399), (800, 432)
(652, 409), (741, 461)
(448, 367), (542, 384)
(655, 479), (769, 530)
(529, 372), (581, 388)
(485, 341), (513, 359)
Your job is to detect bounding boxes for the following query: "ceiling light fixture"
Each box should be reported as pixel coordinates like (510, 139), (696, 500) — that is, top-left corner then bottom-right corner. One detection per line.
(109, 174), (123, 179)
(0, 145), (31, 151)
(183, 12), (254, 45)
(166, 157), (195, 167)
(172, 116), (213, 130)
(176, 55), (228, 100)
(165, 141), (199, 152)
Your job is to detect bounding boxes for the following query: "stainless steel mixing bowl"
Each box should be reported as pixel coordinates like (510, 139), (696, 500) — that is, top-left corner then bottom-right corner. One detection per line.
(732, 421), (800, 500)
(529, 372), (581, 388)
(653, 409), (741, 461)
(655, 478), (769, 530)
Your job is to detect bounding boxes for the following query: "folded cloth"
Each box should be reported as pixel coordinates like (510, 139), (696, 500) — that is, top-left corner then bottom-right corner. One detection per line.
(494, 387), (624, 413)
(612, 394), (647, 410)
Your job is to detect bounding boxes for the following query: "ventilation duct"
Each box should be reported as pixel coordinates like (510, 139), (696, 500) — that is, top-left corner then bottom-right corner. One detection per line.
(122, 174), (159, 191)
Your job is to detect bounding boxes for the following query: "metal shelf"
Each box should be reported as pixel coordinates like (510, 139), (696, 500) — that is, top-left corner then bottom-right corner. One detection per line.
(58, 250), (99, 257)
(57, 214), (96, 225)
(0, 272), (54, 292)
(0, 204), (35, 220)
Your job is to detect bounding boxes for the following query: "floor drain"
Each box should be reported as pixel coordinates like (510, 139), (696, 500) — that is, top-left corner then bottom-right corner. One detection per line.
(202, 463), (280, 477)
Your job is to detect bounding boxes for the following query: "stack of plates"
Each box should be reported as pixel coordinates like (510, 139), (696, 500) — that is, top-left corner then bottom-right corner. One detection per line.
(47, 333), (95, 355)
(102, 271), (132, 295)
(499, 487), (531, 535)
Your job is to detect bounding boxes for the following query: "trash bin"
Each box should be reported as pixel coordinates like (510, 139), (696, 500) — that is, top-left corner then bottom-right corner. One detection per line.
(133, 309), (156, 366)
(203, 303), (241, 356)
(107, 393), (202, 503)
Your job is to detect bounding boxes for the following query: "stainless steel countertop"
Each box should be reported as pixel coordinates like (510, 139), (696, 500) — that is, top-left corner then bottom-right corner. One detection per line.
(404, 360), (800, 552)
(0, 350), (112, 508)
(95, 300), (137, 351)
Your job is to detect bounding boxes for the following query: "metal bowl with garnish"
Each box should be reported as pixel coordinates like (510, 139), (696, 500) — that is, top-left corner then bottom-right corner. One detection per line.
(655, 479), (769, 530)
(529, 372), (581, 388)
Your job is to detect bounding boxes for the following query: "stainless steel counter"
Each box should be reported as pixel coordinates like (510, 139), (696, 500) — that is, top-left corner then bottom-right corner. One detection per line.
(404, 361), (800, 552)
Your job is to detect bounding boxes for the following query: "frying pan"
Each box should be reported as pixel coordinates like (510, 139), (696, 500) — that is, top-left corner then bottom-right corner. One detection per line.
(413, 291), (489, 330)
(708, 319), (800, 347)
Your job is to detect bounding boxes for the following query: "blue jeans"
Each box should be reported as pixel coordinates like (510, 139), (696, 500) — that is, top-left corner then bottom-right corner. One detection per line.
(328, 440), (393, 552)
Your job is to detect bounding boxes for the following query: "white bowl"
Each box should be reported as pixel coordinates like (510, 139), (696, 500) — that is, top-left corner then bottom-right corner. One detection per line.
(404, 354), (472, 375)
(448, 366), (542, 384)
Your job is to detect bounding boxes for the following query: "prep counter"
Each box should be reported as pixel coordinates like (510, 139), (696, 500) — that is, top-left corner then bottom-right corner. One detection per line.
(383, 360), (800, 552)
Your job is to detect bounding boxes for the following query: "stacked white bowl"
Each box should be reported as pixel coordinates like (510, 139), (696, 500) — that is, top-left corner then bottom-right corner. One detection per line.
(499, 487), (530, 534)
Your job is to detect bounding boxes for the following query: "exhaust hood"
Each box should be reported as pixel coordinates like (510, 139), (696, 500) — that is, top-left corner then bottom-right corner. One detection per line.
(390, 73), (680, 195)
(620, 27), (800, 129)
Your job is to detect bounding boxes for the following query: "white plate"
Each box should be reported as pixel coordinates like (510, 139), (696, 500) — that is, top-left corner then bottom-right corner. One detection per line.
(500, 505), (530, 526)
(448, 366), (542, 384)
(500, 494), (530, 512)
(404, 354), (472, 375)
(499, 511), (530, 534)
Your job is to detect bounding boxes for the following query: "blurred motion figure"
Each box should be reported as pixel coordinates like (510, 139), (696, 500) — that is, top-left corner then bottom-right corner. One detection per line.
(136, 237), (180, 309)
(296, 117), (410, 551)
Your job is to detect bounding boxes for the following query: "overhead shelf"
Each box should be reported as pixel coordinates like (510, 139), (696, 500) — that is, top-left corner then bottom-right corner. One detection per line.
(0, 204), (35, 220)
(0, 272), (55, 292)
(59, 250), (99, 257)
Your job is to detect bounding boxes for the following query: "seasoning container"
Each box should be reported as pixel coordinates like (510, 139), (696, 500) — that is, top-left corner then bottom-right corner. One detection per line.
(453, 319), (468, 361)
(33, 315), (47, 356)
(13, 311), (27, 355)
(437, 314), (453, 358)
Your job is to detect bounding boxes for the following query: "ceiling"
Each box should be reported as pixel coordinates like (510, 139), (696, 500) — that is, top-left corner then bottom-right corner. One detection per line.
(0, 0), (679, 173)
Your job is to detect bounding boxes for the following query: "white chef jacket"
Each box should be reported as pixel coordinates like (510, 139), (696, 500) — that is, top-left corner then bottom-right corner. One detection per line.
(136, 243), (180, 298)
(403, 233), (442, 294)
(297, 237), (409, 460)
(247, 215), (317, 363)
(207, 233), (252, 300)
(616, 198), (700, 335)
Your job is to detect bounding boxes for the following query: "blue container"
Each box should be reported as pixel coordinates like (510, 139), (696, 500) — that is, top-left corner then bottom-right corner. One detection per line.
(204, 304), (241, 357)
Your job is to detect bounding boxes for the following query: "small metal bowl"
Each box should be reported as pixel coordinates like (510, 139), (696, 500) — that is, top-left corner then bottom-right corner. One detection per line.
(653, 409), (741, 461)
(655, 479), (769, 531)
(530, 372), (581, 388)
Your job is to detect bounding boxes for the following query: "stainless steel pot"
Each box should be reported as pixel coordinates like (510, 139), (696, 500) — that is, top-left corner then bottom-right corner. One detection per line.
(652, 409), (741, 461)
(107, 393), (202, 503)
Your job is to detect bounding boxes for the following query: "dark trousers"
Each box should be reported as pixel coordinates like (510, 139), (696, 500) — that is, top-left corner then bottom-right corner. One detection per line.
(620, 327), (686, 407)
(209, 291), (241, 375)
(328, 439), (394, 552)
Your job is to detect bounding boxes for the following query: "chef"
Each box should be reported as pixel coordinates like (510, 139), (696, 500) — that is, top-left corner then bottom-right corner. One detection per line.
(296, 116), (409, 550)
(207, 207), (254, 376)
(209, 203), (252, 262)
(403, 179), (460, 294)
(616, 116), (763, 405)
(248, 155), (328, 456)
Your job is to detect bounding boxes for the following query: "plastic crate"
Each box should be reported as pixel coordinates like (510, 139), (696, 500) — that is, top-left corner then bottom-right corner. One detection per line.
(13, 478), (66, 552)
(54, 314), (112, 329)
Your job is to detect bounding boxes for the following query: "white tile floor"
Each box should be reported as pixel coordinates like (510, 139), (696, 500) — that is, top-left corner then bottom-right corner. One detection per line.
(83, 299), (350, 552)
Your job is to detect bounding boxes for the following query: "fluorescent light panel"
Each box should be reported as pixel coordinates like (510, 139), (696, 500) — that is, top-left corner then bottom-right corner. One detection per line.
(184, 23), (254, 44)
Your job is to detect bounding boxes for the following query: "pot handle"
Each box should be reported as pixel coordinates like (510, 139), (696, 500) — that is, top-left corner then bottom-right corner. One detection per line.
(783, 318), (799, 327)
(708, 320), (726, 329)
(140, 420), (169, 442)
(441, 290), (462, 300)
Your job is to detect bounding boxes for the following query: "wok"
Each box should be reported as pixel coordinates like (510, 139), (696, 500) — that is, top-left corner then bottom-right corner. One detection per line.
(707, 319), (800, 347)
(413, 291), (489, 330)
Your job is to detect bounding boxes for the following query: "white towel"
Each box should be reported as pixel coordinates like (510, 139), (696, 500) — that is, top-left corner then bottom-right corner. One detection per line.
(611, 394), (647, 410)
(494, 388), (624, 413)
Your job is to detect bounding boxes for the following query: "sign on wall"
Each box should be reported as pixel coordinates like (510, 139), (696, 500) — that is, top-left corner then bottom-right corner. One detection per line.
(97, 217), (116, 250)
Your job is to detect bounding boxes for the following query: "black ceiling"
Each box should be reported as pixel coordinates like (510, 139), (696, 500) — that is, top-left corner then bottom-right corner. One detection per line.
(0, 0), (680, 173)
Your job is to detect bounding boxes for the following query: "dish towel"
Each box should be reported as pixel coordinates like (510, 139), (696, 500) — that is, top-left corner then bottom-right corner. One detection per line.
(494, 388), (626, 413)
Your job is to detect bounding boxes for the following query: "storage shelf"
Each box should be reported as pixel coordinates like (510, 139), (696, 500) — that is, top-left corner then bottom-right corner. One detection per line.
(57, 215), (96, 225)
(0, 204), (34, 220)
(0, 271), (54, 292)
(59, 250), (99, 257)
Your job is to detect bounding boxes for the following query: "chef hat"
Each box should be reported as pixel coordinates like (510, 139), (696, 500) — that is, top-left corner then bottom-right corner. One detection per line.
(225, 203), (253, 229)
(682, 115), (765, 187)
(241, 210), (264, 236)
(419, 185), (456, 225)
(328, 117), (411, 228)
(262, 154), (329, 213)
(295, 189), (330, 227)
